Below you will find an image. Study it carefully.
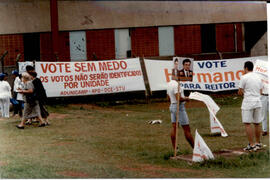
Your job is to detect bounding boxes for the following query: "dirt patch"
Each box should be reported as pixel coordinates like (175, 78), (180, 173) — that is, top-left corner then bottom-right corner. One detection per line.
(153, 101), (206, 109)
(69, 104), (133, 113)
(49, 113), (67, 119)
(119, 163), (198, 176)
(139, 164), (197, 173)
(171, 148), (266, 163)
(57, 171), (89, 178)
(48, 142), (75, 146)
(0, 161), (8, 167)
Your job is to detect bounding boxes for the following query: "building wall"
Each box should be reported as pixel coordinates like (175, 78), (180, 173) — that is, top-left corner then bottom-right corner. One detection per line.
(0, 1), (266, 34)
(251, 32), (267, 56)
(216, 24), (235, 52)
(86, 29), (115, 60)
(0, 22), (262, 66)
(0, 1), (51, 34)
(40, 32), (53, 62)
(40, 32), (70, 62)
(58, 32), (70, 62)
(236, 23), (243, 52)
(174, 25), (201, 55)
(0, 34), (24, 66)
(131, 27), (159, 57)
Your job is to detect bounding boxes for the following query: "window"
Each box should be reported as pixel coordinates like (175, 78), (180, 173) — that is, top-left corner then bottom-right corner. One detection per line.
(201, 24), (216, 53)
(23, 33), (40, 61)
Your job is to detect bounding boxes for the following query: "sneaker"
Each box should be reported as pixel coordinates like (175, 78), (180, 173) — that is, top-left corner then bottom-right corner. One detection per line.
(262, 132), (268, 136)
(254, 143), (265, 151)
(243, 144), (255, 152)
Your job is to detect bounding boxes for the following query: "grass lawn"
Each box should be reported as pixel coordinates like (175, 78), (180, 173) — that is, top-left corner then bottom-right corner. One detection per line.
(0, 94), (269, 178)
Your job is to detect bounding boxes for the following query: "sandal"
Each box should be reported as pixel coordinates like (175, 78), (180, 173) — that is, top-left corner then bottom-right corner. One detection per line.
(16, 125), (24, 129)
(38, 123), (46, 127)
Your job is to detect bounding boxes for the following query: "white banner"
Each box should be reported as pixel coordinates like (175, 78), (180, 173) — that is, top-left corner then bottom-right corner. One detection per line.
(18, 61), (34, 74)
(189, 92), (228, 137)
(35, 58), (146, 97)
(254, 60), (268, 77)
(254, 60), (268, 91)
(144, 56), (267, 92)
(192, 129), (214, 162)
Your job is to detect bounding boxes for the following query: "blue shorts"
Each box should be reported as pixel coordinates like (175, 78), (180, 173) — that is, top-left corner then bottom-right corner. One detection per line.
(169, 103), (189, 125)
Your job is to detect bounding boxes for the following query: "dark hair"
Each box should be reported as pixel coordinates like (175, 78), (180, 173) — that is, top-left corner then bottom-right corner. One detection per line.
(174, 58), (178, 62)
(244, 61), (253, 71)
(29, 71), (37, 78)
(26, 65), (35, 72)
(12, 70), (19, 76)
(0, 73), (4, 81)
(182, 59), (191, 65)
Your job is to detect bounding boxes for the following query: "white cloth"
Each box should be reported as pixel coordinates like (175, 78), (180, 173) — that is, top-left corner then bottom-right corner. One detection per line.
(189, 92), (228, 137)
(192, 129), (214, 162)
(239, 72), (262, 110)
(261, 78), (269, 95)
(13, 77), (21, 92)
(0, 81), (11, 99)
(189, 92), (220, 114)
(167, 80), (184, 104)
(261, 95), (269, 131)
(15, 79), (24, 101)
(209, 111), (228, 137)
(0, 97), (10, 118)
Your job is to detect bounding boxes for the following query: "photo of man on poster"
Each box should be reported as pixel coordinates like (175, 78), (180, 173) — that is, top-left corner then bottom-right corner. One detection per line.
(172, 57), (194, 82)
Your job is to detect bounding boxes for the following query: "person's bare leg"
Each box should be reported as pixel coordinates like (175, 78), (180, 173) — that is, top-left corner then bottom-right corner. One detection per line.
(182, 125), (194, 148)
(18, 118), (27, 127)
(171, 123), (176, 149)
(245, 123), (254, 146)
(43, 117), (49, 124)
(254, 123), (261, 144)
(37, 116), (45, 125)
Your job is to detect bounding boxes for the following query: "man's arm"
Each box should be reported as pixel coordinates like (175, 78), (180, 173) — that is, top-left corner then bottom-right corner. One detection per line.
(238, 88), (244, 96)
(238, 76), (245, 96)
(180, 94), (189, 102)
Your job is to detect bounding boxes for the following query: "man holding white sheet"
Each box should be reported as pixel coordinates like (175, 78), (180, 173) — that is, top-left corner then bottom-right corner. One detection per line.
(167, 79), (194, 151)
(238, 61), (263, 151)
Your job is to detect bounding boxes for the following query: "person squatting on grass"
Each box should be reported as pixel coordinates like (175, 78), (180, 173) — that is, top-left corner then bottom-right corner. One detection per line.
(29, 71), (50, 125)
(238, 61), (263, 151)
(167, 79), (194, 151)
(16, 72), (45, 129)
(0, 73), (11, 119)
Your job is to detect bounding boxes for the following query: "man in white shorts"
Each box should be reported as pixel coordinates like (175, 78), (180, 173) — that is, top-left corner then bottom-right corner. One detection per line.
(238, 61), (263, 151)
(167, 79), (194, 151)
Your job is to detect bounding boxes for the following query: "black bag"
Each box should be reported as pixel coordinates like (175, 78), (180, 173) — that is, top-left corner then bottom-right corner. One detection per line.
(26, 93), (37, 106)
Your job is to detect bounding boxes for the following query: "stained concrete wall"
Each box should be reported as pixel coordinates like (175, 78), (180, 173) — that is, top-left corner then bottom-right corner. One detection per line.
(0, 1), (267, 34)
(0, 1), (51, 34)
(251, 32), (268, 56)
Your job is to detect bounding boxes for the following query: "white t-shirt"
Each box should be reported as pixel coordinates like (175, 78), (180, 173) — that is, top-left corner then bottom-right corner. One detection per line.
(0, 81), (11, 99)
(13, 76), (21, 92)
(167, 80), (184, 104)
(239, 72), (263, 110)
